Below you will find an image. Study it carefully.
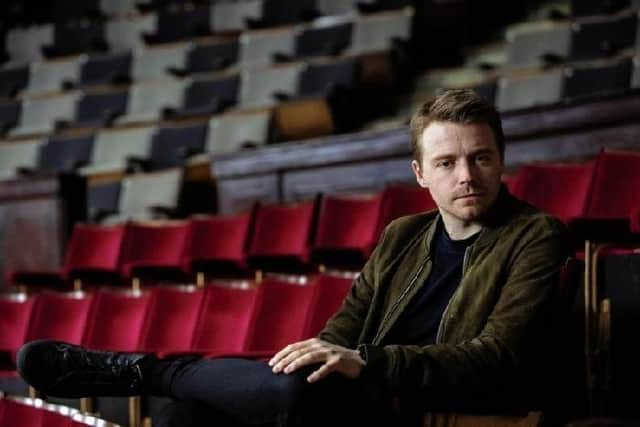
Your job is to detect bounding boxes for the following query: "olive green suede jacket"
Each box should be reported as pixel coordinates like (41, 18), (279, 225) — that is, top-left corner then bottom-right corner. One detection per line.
(318, 188), (570, 411)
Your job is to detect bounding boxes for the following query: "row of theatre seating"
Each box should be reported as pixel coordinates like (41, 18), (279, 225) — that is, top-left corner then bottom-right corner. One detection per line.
(475, 6), (640, 112)
(8, 148), (640, 291)
(8, 183), (436, 289)
(3, 0), (411, 64)
(0, 393), (118, 427)
(0, 6), (411, 139)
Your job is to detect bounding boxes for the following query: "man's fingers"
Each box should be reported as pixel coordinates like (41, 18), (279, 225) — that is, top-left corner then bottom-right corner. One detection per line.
(269, 339), (315, 367)
(306, 360), (335, 383)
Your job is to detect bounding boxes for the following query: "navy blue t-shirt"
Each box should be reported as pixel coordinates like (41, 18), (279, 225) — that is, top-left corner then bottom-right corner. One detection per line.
(382, 219), (479, 346)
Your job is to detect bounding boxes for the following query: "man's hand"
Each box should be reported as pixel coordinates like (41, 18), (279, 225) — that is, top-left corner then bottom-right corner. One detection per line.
(268, 338), (365, 383)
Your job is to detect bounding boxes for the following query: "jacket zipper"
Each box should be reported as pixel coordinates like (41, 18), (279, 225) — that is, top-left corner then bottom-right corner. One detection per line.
(436, 245), (473, 344)
(372, 255), (429, 344)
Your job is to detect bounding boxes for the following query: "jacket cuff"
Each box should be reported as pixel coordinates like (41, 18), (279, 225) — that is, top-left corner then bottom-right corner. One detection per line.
(357, 343), (387, 379)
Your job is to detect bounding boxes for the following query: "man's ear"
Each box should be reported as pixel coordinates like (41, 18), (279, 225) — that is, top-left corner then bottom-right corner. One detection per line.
(411, 159), (429, 189)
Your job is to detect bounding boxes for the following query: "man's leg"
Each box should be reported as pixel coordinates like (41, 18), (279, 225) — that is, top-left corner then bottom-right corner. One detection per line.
(18, 340), (401, 427)
(147, 356), (401, 427)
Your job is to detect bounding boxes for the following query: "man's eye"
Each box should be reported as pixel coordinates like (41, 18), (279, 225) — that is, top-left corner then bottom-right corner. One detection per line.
(437, 161), (452, 168)
(476, 155), (490, 163)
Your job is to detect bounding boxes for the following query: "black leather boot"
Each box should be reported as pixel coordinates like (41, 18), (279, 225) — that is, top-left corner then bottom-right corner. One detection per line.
(17, 339), (149, 398)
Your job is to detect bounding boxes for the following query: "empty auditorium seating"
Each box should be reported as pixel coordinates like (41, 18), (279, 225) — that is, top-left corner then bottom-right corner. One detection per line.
(239, 27), (296, 69)
(183, 211), (253, 281)
(251, 0), (318, 28)
(0, 139), (41, 180)
(69, 89), (129, 128)
(241, 277), (318, 355)
(570, 150), (640, 235)
(78, 52), (132, 88)
(304, 273), (352, 337)
(313, 193), (383, 269)
(239, 63), (304, 107)
(376, 184), (436, 236)
(187, 284), (259, 355)
(175, 39), (239, 75)
(41, 21), (107, 58)
(14, 222), (127, 289)
(0, 101), (20, 135)
(142, 7), (211, 44)
(23, 57), (84, 97)
(119, 221), (190, 286)
(167, 74), (239, 119)
(247, 200), (316, 272)
(294, 19), (353, 58)
(511, 162), (593, 224)
(138, 286), (204, 353)
(10, 91), (81, 137)
(87, 181), (122, 223)
(504, 22), (571, 68)
(5, 24), (54, 66)
(495, 69), (564, 111)
(149, 123), (207, 169)
(210, 0), (263, 33)
(79, 125), (155, 175)
(105, 14), (157, 53)
(107, 169), (183, 223)
(25, 291), (93, 348)
(82, 288), (151, 351)
(130, 42), (191, 81)
(205, 108), (272, 155)
(116, 77), (187, 124)
(563, 57), (632, 100)
(347, 8), (413, 55)
(568, 11), (637, 61)
(298, 57), (358, 97)
(37, 134), (94, 174)
(0, 65), (29, 98)
(0, 293), (35, 367)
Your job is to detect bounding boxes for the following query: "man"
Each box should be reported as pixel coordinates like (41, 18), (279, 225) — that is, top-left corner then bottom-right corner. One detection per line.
(17, 89), (569, 426)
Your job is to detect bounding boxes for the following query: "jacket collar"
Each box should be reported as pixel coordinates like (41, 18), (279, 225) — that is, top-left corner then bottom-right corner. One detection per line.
(423, 185), (522, 253)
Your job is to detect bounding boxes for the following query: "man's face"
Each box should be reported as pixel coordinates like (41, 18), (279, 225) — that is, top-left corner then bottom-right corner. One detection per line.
(411, 121), (504, 227)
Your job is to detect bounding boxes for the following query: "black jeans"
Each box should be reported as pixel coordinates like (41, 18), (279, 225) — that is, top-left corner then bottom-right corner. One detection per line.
(146, 357), (402, 427)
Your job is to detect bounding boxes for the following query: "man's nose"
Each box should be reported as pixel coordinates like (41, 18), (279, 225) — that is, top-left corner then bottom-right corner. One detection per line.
(457, 161), (476, 183)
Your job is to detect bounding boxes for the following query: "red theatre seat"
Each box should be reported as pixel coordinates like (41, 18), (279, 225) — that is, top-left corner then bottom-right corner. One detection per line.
(242, 278), (318, 356)
(186, 284), (259, 356)
(0, 293), (35, 367)
(376, 184), (436, 237)
(313, 193), (383, 269)
(82, 289), (151, 352)
(120, 221), (191, 287)
(511, 162), (593, 224)
(24, 292), (94, 352)
(139, 286), (204, 354)
(0, 399), (42, 427)
(247, 200), (317, 273)
(10, 223), (127, 290)
(304, 273), (353, 337)
(183, 211), (253, 282)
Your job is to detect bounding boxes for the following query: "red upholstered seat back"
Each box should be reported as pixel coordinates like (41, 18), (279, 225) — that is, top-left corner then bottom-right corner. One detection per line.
(376, 184), (436, 236)
(248, 201), (315, 261)
(511, 162), (593, 223)
(314, 193), (382, 254)
(120, 221), (190, 276)
(0, 294), (34, 354)
(304, 274), (353, 337)
(185, 212), (252, 267)
(62, 223), (126, 276)
(0, 399), (42, 427)
(191, 285), (259, 353)
(246, 279), (317, 352)
(25, 292), (93, 345)
(585, 151), (640, 219)
(82, 289), (151, 351)
(139, 286), (204, 353)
